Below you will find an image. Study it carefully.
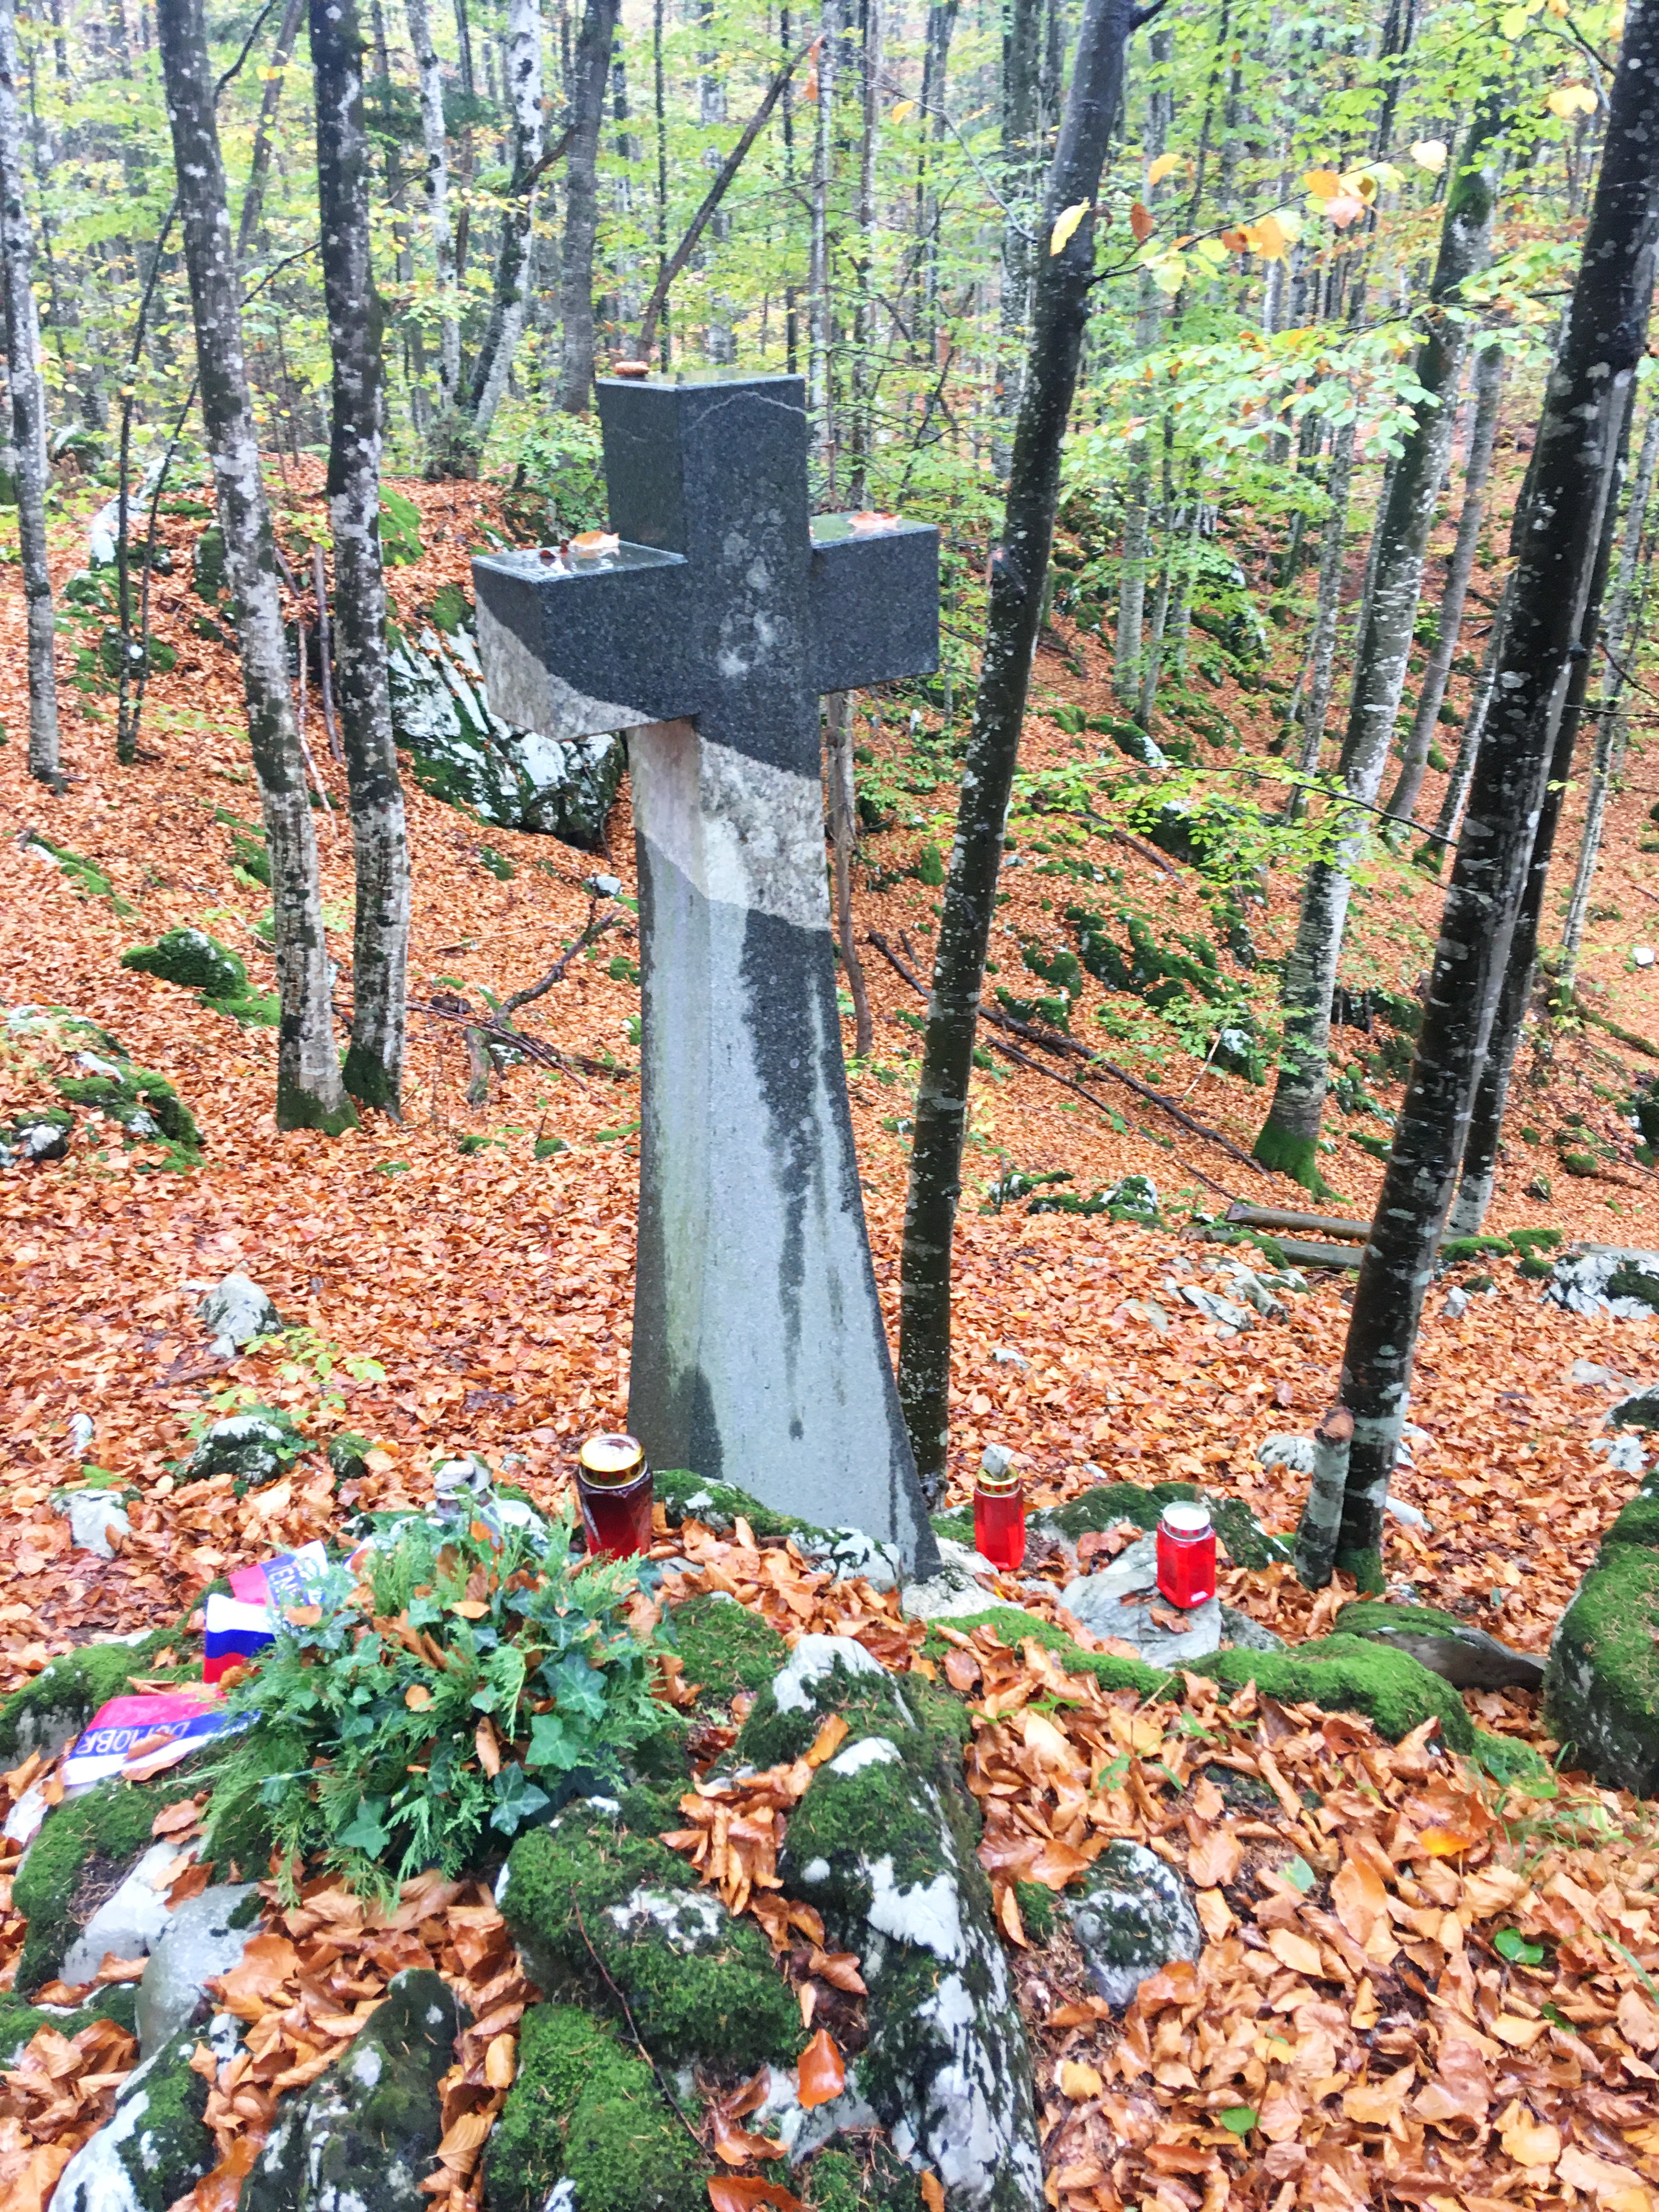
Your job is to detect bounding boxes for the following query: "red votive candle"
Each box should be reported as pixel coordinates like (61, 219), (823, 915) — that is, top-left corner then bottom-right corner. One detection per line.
(974, 1465), (1026, 1572)
(577, 1433), (653, 1559)
(1156, 1501), (1216, 1607)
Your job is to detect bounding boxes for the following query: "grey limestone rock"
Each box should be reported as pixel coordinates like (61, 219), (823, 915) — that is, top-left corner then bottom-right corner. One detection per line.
(1256, 1433), (1316, 1476)
(1218, 1604), (1285, 1653)
(1065, 1841), (1203, 2008)
(199, 1272), (283, 1356)
(1059, 1536), (1221, 1663)
(137, 1883), (259, 2058)
(387, 620), (625, 850)
(900, 1537), (1002, 1623)
(246, 1968), (465, 2211)
(754, 1646), (1042, 2210)
(62, 1489), (132, 1559)
(1177, 1284), (1255, 1332)
(1545, 1245), (1659, 1319)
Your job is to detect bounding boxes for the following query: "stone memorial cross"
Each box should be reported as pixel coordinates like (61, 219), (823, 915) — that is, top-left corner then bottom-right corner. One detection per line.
(473, 371), (942, 1574)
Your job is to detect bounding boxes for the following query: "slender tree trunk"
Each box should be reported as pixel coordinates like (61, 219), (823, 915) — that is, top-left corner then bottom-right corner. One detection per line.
(990, 0), (1040, 478)
(1429, 569), (1510, 857)
(555, 0), (620, 411)
(1560, 398), (1659, 997)
(236, 0), (305, 258)
(312, 0), (410, 1114)
(916, 0), (957, 353)
(1298, 4), (1659, 1591)
(1290, 417), (1357, 791)
(695, 0), (733, 363)
(653, 0), (669, 365)
(158, 0), (354, 1134)
(896, 0), (1146, 1497)
(0, 0), (59, 790)
(846, 0), (881, 508)
(1254, 100), (1502, 1191)
(826, 691), (873, 1058)
(1386, 338), (1504, 822)
(470, 0), (546, 438)
(807, 0), (836, 489)
(1447, 468), (1624, 1238)
(405, 0), (459, 413)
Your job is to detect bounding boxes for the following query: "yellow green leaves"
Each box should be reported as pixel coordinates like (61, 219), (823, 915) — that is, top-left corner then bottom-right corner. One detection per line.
(1049, 200), (1090, 256)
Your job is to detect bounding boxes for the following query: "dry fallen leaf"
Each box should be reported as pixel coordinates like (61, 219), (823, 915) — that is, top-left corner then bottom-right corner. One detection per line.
(795, 2028), (846, 2111)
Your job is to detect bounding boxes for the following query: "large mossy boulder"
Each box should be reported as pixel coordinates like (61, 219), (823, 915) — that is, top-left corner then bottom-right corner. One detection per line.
(184, 1404), (306, 1487)
(498, 1793), (799, 2076)
(0, 1631), (178, 1767)
(244, 1969), (464, 2211)
(1545, 1473), (1659, 1795)
(1032, 1476), (1290, 1571)
(121, 928), (275, 1025)
(484, 2003), (707, 2212)
(387, 620), (625, 850)
(741, 1637), (1043, 2212)
(13, 1770), (208, 1997)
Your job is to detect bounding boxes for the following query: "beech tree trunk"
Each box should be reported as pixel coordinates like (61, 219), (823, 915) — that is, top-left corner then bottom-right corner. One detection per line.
(1386, 338), (1504, 824)
(555, 0), (620, 412)
(806, 0), (836, 487)
(312, 0), (410, 1114)
(1447, 466), (1623, 1238)
(158, 0), (353, 1133)
(1253, 100), (1502, 1192)
(1559, 399), (1659, 998)
(1289, 417), (1356, 793)
(1429, 570), (1510, 859)
(1297, 5), (1659, 1592)
(235, 0), (304, 258)
(470, 0), (545, 437)
(405, 0), (459, 413)
(990, 0), (1040, 478)
(1, 0), (59, 791)
(846, 0), (881, 508)
(896, 0), (1150, 1496)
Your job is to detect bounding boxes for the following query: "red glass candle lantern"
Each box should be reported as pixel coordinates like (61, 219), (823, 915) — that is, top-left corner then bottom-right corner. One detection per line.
(577, 1433), (653, 1559)
(974, 1462), (1026, 1573)
(1156, 1502), (1216, 1608)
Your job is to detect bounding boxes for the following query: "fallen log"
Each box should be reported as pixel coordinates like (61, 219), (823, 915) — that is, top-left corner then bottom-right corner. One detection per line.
(1227, 1201), (1368, 1241)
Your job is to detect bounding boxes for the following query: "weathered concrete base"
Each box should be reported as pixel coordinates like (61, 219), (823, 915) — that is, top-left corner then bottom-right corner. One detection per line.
(629, 719), (938, 1576)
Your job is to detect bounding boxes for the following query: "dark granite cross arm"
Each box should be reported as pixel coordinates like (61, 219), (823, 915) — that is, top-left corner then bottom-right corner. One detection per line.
(471, 373), (938, 756)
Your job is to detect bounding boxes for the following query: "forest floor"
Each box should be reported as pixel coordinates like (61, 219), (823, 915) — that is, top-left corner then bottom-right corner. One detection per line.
(1, 464), (1658, 2209)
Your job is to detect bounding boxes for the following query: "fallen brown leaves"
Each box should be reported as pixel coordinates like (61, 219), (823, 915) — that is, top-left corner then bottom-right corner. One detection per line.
(945, 1618), (1659, 2212)
(182, 1868), (537, 2212)
(0, 2015), (138, 2210)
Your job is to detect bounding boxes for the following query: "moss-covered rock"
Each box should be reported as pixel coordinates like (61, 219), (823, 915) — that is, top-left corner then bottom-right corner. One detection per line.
(0, 1630), (178, 1765)
(51, 2023), (217, 2210)
(55, 1063), (202, 1150)
(1332, 1600), (1545, 1691)
(1189, 1634), (1476, 1753)
(13, 1770), (205, 1997)
(184, 1404), (306, 1487)
(245, 1968), (464, 2211)
(801, 2142), (925, 2211)
(656, 1466), (817, 1542)
(0, 1985), (138, 2066)
(918, 1608), (1169, 1703)
(668, 1592), (791, 1707)
(748, 1638), (1043, 2212)
(499, 1798), (798, 2075)
(1064, 1839), (1201, 2008)
(486, 2003), (707, 2212)
(1544, 1474), (1659, 1796)
(121, 928), (276, 1026)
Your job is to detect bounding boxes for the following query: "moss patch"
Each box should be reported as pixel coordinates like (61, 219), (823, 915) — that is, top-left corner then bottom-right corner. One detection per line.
(120, 928), (276, 1026)
(484, 2004), (707, 2212)
(0, 1984), (138, 2064)
(803, 2142), (925, 2210)
(1038, 1480), (1288, 1570)
(1189, 1634), (1475, 1753)
(919, 1608), (1171, 1702)
(1334, 1599), (1473, 1640)
(500, 1801), (798, 2074)
(655, 1466), (812, 1541)
(109, 2025), (216, 2209)
(668, 1593), (791, 1707)
(0, 1631), (178, 1765)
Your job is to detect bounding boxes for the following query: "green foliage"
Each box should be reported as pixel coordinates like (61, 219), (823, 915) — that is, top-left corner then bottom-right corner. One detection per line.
(121, 928), (276, 1026)
(205, 1511), (667, 1895)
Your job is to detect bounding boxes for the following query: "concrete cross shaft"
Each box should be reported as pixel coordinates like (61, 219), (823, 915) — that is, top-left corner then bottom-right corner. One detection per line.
(472, 370), (943, 1574)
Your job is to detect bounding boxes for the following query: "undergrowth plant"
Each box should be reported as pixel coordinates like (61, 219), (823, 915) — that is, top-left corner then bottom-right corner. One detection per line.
(204, 1509), (666, 1898)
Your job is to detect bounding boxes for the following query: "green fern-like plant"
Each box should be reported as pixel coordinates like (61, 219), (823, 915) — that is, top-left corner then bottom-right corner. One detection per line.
(203, 1509), (665, 1899)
